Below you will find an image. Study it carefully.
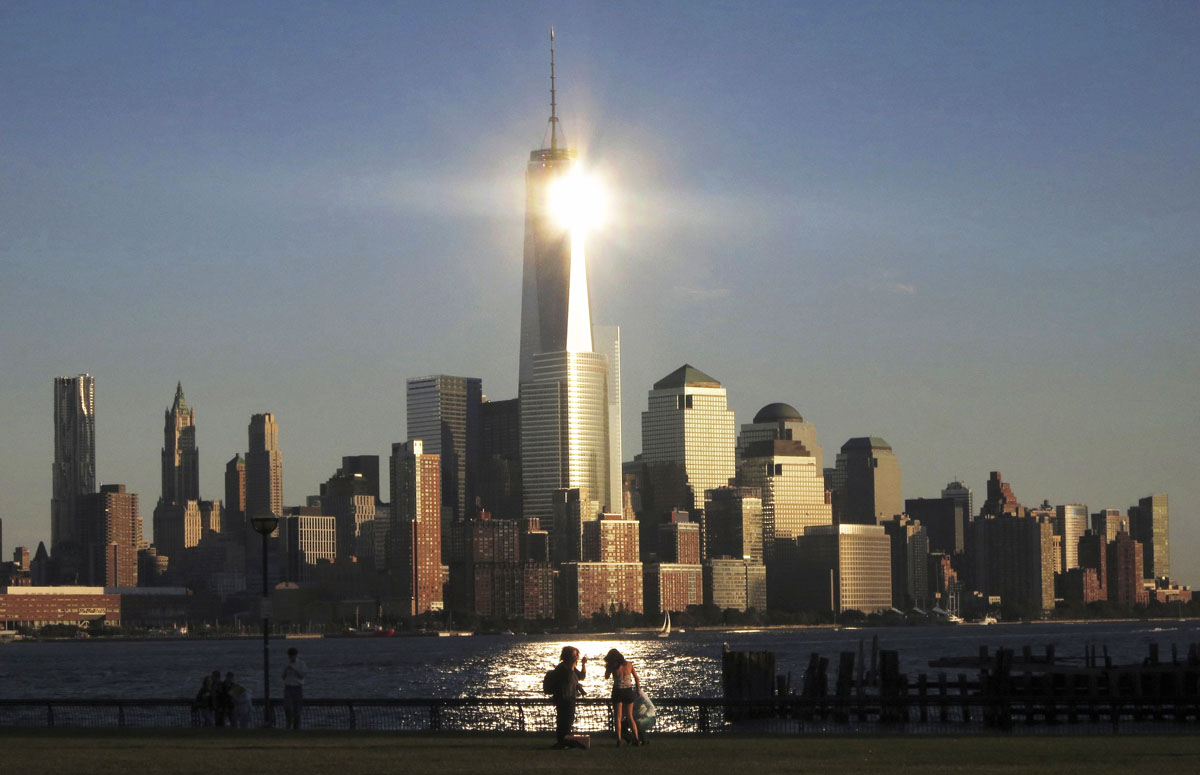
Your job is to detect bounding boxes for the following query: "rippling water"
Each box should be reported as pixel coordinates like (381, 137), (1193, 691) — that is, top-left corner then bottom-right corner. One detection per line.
(2, 621), (1198, 700)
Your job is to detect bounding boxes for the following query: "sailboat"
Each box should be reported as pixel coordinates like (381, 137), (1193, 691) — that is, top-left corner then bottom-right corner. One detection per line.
(657, 611), (671, 638)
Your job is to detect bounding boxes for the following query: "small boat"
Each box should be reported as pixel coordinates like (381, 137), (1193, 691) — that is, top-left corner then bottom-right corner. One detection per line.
(657, 611), (671, 638)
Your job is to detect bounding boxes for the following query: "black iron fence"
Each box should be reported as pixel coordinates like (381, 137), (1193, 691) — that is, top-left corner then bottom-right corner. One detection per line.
(2, 691), (1199, 734)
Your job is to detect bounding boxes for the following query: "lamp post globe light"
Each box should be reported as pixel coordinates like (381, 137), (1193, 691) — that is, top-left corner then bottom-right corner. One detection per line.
(251, 514), (279, 727)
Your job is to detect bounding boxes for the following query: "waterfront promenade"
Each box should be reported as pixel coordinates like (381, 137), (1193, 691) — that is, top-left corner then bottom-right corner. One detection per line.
(3, 730), (1198, 775)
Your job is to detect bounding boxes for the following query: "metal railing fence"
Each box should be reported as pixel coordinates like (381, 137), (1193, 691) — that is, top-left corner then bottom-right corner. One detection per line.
(2, 693), (1199, 735)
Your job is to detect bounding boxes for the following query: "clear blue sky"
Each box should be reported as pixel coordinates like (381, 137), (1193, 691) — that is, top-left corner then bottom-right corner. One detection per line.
(2, 2), (1197, 581)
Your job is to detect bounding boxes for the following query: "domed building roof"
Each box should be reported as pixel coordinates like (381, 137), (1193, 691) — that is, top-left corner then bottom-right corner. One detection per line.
(840, 436), (893, 452)
(753, 402), (803, 423)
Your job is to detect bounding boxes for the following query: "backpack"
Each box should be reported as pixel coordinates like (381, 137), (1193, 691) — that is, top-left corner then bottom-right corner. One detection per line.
(542, 667), (559, 695)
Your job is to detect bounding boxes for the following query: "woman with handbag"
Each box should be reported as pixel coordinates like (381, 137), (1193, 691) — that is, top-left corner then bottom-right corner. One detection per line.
(603, 649), (643, 746)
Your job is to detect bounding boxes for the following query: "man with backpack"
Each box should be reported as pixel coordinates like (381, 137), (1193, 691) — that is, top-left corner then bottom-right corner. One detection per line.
(545, 646), (589, 749)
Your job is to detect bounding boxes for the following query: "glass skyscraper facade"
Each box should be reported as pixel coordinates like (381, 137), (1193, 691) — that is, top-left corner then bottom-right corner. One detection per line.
(1132, 493), (1169, 579)
(406, 374), (482, 527)
(517, 53), (618, 523)
(1054, 503), (1089, 571)
(521, 351), (612, 521)
(52, 373), (95, 583)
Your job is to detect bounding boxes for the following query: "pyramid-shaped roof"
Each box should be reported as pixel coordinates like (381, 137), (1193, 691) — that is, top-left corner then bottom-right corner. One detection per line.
(653, 364), (721, 390)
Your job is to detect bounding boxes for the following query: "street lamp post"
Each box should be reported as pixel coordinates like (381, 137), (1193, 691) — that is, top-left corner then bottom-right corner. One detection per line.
(251, 514), (279, 727)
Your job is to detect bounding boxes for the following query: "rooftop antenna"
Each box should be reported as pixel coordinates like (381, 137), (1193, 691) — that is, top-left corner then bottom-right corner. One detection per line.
(549, 27), (559, 150)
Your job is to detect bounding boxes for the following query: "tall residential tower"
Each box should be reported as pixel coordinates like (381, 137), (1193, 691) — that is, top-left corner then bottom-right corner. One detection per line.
(52, 374), (96, 582)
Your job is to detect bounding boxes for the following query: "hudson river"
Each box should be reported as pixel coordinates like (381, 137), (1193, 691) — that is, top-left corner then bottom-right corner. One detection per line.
(3, 621), (1198, 700)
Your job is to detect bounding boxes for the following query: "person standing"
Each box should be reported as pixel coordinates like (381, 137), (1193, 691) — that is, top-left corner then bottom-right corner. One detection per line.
(192, 673), (215, 727)
(281, 647), (308, 729)
(550, 646), (589, 749)
(228, 674), (252, 729)
(603, 649), (642, 746)
(215, 671), (234, 727)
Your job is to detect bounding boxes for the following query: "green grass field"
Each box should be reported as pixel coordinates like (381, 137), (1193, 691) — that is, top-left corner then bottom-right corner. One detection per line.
(3, 730), (1199, 774)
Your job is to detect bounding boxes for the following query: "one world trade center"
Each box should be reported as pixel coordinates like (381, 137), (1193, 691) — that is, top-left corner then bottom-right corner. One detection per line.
(518, 31), (621, 535)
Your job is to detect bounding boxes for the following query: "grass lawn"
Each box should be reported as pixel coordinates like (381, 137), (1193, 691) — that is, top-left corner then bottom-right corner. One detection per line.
(2, 730), (1199, 774)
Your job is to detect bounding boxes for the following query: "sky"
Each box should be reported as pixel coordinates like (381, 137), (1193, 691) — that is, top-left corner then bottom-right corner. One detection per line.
(2, 2), (1197, 582)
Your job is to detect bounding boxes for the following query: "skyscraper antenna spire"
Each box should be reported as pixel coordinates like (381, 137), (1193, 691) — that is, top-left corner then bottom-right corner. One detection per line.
(549, 27), (558, 150)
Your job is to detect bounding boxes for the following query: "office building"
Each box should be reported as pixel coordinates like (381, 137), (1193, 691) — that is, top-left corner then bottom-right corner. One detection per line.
(738, 402), (824, 472)
(1054, 504), (1089, 571)
(593, 325), (623, 509)
(833, 437), (902, 525)
(738, 439), (831, 560)
(52, 374), (96, 583)
(281, 508), (337, 583)
(1091, 508), (1128, 542)
(245, 413), (283, 519)
(518, 44), (618, 525)
(389, 440), (443, 615)
(320, 459), (380, 563)
(479, 397), (522, 520)
(941, 480), (973, 523)
(332, 455), (381, 502)
(152, 500), (200, 562)
(704, 487), (763, 563)
(703, 558), (767, 612)
(224, 455), (246, 530)
(881, 515), (929, 610)
(905, 497), (964, 555)
(521, 352), (614, 522)
(407, 376), (482, 530)
(321, 493), (376, 564)
(161, 383), (199, 506)
(794, 524), (893, 614)
(640, 364), (737, 521)
(1130, 494), (1169, 580)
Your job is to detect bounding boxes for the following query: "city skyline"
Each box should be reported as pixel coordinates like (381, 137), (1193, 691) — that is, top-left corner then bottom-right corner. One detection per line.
(1, 4), (1196, 582)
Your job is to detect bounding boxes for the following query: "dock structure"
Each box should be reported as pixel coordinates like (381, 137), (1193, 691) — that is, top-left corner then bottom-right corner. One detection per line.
(720, 639), (1200, 732)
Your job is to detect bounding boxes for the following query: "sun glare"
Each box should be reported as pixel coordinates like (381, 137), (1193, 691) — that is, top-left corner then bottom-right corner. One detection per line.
(548, 165), (608, 233)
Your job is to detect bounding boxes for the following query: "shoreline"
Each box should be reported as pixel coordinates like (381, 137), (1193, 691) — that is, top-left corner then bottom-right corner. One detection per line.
(4, 617), (1192, 644)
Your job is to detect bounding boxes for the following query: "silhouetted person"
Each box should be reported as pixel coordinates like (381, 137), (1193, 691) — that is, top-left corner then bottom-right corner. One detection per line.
(549, 646), (589, 749)
(215, 671), (234, 727)
(282, 647), (307, 729)
(192, 673), (215, 727)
